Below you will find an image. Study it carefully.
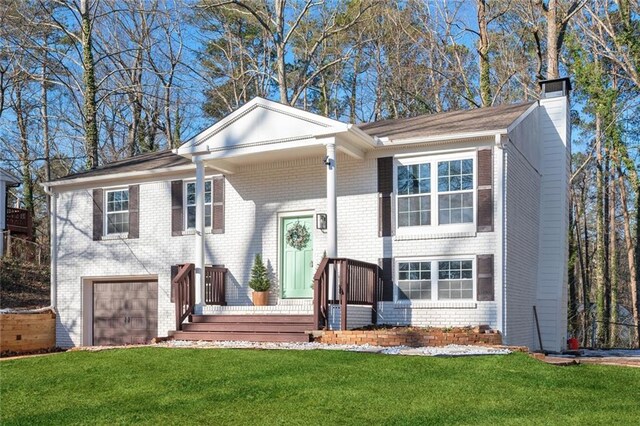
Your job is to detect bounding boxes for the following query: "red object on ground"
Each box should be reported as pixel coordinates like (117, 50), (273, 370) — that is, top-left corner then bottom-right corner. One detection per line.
(567, 338), (579, 350)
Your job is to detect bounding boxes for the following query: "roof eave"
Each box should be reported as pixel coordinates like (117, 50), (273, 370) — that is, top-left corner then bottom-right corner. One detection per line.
(42, 164), (195, 189)
(383, 129), (508, 146)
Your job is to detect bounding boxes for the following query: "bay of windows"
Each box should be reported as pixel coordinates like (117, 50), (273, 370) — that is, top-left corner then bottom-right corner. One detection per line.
(396, 259), (474, 301)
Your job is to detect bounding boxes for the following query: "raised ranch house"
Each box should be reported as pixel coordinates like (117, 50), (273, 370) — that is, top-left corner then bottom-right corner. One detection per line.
(43, 78), (571, 352)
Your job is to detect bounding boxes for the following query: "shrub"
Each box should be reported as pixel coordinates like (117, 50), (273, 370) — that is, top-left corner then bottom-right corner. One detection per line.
(248, 254), (270, 292)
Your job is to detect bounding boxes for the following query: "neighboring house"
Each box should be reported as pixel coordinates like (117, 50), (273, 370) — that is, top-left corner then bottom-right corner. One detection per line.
(0, 169), (27, 257)
(44, 78), (571, 352)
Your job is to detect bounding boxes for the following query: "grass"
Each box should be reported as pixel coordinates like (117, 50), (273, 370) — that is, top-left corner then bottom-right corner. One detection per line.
(1, 349), (639, 425)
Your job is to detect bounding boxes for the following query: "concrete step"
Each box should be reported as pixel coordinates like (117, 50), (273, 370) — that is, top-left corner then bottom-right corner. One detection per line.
(171, 331), (311, 343)
(182, 322), (311, 333)
(189, 314), (314, 325)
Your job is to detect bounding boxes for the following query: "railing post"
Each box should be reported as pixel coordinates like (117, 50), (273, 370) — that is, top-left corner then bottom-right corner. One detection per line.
(340, 260), (348, 331)
(370, 266), (378, 324)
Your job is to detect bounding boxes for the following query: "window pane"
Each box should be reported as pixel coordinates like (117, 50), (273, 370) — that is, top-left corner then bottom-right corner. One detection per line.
(204, 181), (212, 204)
(186, 183), (195, 205)
(437, 260), (473, 300)
(205, 207), (212, 228)
(397, 262), (431, 300)
(107, 212), (129, 234)
(187, 206), (196, 229)
(107, 190), (128, 213)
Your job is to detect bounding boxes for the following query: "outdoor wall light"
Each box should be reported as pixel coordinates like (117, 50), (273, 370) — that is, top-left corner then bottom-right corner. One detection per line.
(316, 213), (327, 230)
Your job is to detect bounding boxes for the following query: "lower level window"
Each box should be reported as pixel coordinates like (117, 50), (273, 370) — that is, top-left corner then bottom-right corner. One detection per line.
(397, 262), (431, 300)
(438, 260), (473, 299)
(396, 259), (474, 301)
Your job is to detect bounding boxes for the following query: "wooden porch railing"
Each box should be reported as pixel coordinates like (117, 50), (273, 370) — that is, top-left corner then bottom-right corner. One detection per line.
(172, 263), (195, 331)
(204, 265), (227, 305)
(6, 207), (32, 238)
(313, 257), (378, 331)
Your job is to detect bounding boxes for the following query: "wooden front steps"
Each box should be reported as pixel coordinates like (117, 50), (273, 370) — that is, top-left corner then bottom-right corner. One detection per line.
(170, 314), (314, 343)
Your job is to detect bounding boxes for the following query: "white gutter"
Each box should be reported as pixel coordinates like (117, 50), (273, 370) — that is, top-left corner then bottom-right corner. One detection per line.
(498, 133), (508, 341)
(379, 129), (508, 146)
(42, 184), (57, 310)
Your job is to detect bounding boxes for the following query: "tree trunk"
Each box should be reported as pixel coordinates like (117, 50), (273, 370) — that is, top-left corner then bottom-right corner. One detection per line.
(477, 0), (491, 106)
(546, 0), (559, 79)
(595, 113), (608, 347)
(15, 83), (34, 220)
(41, 59), (51, 220)
(609, 167), (618, 346)
(81, 0), (99, 169)
(568, 195), (579, 337)
(274, 0), (288, 104)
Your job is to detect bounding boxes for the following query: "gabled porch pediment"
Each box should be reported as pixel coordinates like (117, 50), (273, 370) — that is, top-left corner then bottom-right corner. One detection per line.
(176, 97), (375, 171)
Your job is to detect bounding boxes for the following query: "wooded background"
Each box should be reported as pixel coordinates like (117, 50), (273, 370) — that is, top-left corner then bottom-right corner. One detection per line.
(0, 0), (638, 348)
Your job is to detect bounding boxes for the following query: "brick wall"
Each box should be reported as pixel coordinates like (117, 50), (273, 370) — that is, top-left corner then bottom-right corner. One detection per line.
(316, 327), (502, 347)
(54, 140), (507, 347)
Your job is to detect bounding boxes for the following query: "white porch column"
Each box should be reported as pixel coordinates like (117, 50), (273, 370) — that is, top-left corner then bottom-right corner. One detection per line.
(194, 157), (205, 305)
(326, 141), (337, 258)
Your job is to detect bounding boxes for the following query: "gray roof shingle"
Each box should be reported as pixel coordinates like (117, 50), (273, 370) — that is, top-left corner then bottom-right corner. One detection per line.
(357, 101), (535, 140)
(53, 149), (191, 182)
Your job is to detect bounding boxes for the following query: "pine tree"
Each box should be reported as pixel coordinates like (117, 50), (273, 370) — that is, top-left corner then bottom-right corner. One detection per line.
(248, 254), (270, 292)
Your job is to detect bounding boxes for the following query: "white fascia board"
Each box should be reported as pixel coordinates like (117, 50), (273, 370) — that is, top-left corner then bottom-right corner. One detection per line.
(506, 102), (539, 133)
(383, 129), (508, 146)
(42, 164), (195, 189)
(0, 169), (20, 185)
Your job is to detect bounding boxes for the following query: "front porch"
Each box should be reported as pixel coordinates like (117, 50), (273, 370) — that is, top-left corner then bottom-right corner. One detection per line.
(169, 257), (380, 343)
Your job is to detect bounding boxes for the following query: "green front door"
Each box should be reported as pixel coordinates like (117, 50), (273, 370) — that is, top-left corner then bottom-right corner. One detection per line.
(281, 216), (313, 298)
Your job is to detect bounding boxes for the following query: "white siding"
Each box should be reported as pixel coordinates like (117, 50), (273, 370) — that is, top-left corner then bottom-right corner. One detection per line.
(504, 116), (541, 348)
(536, 97), (571, 351)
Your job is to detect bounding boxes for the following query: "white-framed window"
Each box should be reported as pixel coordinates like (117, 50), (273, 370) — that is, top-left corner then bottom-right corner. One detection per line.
(105, 188), (129, 234)
(185, 180), (212, 229)
(395, 258), (475, 302)
(395, 152), (475, 231)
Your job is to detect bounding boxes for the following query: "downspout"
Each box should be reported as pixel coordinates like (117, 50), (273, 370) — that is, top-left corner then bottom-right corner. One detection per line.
(43, 184), (57, 310)
(494, 133), (507, 341)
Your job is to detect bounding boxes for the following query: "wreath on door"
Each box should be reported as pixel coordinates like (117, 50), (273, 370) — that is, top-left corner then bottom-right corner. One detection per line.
(286, 222), (310, 250)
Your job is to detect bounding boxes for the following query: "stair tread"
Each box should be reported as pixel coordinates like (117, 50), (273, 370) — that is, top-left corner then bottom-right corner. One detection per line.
(190, 314), (314, 324)
(182, 323), (310, 333)
(171, 331), (311, 343)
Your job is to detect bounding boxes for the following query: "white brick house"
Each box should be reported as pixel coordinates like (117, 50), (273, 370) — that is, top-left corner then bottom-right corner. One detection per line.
(43, 78), (571, 352)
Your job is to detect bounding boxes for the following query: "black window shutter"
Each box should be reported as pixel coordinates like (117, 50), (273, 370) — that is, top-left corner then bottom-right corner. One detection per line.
(477, 254), (494, 301)
(92, 188), (103, 241)
(477, 148), (493, 232)
(377, 157), (393, 237)
(171, 180), (183, 236)
(378, 258), (394, 301)
(212, 177), (225, 234)
(128, 185), (139, 239)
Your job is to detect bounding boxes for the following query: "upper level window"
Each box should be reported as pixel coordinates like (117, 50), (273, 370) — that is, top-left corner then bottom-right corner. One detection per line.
(437, 159), (474, 225)
(396, 259), (474, 302)
(105, 189), (129, 234)
(185, 181), (212, 229)
(396, 154), (475, 229)
(397, 164), (431, 227)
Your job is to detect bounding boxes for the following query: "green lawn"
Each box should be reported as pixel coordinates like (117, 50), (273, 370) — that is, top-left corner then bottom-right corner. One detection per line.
(1, 349), (639, 425)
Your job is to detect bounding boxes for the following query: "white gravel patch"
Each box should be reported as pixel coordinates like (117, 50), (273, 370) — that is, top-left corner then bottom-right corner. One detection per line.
(155, 340), (511, 357)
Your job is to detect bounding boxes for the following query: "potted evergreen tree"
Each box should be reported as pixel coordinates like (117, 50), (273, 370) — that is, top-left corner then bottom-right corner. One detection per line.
(248, 254), (271, 306)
